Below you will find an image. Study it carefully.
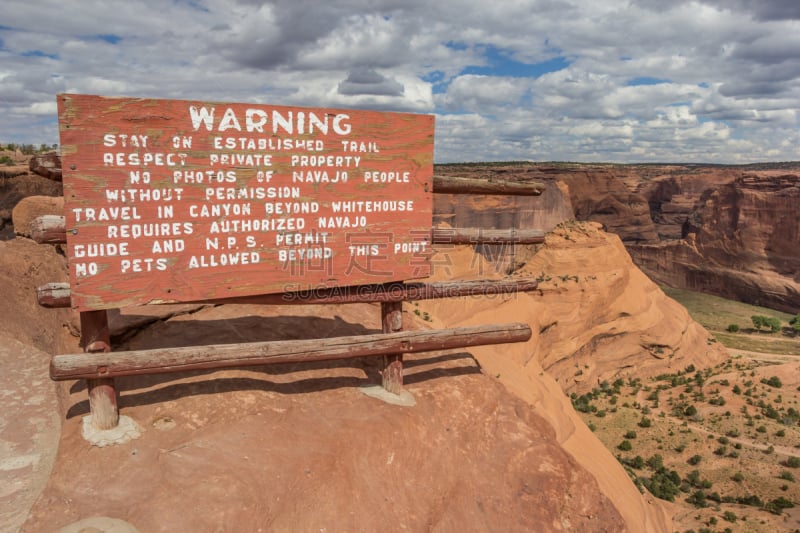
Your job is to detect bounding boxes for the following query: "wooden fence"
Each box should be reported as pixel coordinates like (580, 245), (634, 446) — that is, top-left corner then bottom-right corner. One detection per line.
(35, 174), (546, 431)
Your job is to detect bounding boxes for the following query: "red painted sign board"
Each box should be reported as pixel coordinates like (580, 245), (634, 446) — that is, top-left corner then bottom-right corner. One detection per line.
(57, 94), (434, 311)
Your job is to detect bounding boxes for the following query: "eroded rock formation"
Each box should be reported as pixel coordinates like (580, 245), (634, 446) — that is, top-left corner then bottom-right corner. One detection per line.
(437, 163), (800, 313)
(631, 169), (800, 313)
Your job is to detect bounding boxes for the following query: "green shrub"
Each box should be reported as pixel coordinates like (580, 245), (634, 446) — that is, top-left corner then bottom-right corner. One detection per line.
(686, 489), (707, 507)
(765, 496), (795, 515)
(618, 440), (633, 451)
(726, 323), (739, 332)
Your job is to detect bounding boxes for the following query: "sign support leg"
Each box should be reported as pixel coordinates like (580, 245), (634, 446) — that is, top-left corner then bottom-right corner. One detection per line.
(79, 310), (119, 430)
(380, 301), (404, 394)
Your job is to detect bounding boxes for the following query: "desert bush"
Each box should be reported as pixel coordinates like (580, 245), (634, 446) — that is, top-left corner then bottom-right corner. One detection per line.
(785, 456), (800, 468)
(765, 496), (795, 515)
(726, 323), (739, 332)
(639, 469), (680, 502)
(686, 489), (707, 507)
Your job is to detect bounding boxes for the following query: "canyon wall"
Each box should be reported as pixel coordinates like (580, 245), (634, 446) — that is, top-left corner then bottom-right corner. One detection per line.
(437, 163), (800, 313)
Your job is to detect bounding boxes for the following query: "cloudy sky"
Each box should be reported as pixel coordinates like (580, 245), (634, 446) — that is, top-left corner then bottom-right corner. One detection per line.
(2, 0), (799, 163)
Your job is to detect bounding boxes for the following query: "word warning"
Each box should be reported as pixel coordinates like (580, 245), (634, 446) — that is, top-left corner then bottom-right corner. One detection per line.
(58, 93), (434, 310)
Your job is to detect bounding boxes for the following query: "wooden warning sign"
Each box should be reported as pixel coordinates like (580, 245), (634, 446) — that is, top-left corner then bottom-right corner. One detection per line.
(58, 94), (434, 311)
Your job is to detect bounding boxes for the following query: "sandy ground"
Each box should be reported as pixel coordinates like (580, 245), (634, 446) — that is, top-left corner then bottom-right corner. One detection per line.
(0, 336), (61, 533)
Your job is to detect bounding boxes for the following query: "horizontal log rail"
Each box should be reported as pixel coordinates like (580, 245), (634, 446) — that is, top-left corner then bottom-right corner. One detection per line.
(37, 279), (539, 309)
(37, 282), (72, 308)
(433, 175), (545, 196)
(432, 227), (544, 244)
(51, 322), (532, 381)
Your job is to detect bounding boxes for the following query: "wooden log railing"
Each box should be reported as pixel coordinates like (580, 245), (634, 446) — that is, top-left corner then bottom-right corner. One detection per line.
(51, 323), (532, 381)
(432, 175), (545, 196)
(36, 279), (540, 309)
(431, 227), (544, 245)
(33, 172), (547, 433)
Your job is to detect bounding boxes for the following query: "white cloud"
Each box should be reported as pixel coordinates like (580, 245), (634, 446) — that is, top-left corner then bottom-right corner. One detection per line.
(0, 0), (799, 162)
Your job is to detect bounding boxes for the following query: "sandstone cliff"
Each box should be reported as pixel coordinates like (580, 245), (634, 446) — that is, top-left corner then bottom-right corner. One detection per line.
(630, 169), (800, 313)
(437, 163), (800, 313)
(4, 224), (703, 532)
(9, 240), (637, 532)
(416, 223), (731, 532)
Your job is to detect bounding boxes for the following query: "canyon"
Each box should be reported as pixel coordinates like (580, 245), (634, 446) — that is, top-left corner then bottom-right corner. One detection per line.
(1, 153), (795, 531)
(436, 162), (800, 313)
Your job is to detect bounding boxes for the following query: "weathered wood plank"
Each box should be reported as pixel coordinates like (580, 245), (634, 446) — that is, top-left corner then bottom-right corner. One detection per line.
(59, 94), (435, 311)
(50, 323), (532, 381)
(37, 279), (540, 308)
(432, 227), (545, 244)
(80, 310), (119, 430)
(30, 215), (67, 244)
(433, 175), (545, 196)
(36, 282), (72, 308)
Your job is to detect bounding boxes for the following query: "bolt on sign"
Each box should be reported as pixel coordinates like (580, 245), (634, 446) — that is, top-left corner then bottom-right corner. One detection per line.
(57, 94), (434, 311)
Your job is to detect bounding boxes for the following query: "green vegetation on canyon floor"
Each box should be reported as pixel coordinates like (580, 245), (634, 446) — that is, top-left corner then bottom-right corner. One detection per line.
(663, 286), (800, 357)
(573, 359), (799, 532)
(574, 287), (800, 532)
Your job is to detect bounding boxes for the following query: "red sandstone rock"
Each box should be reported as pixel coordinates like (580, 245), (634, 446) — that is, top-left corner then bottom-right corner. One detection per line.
(12, 195), (64, 239)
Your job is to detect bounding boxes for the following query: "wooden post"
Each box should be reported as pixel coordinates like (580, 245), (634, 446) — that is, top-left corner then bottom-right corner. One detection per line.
(380, 301), (404, 394)
(79, 310), (119, 430)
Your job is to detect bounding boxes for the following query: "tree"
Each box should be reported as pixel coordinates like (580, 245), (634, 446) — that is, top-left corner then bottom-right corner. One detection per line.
(761, 376), (783, 388)
(791, 314), (800, 335)
(765, 316), (782, 333)
(752, 315), (782, 333)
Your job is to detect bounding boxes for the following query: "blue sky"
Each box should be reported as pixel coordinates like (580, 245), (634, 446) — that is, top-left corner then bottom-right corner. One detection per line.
(1, 0), (799, 163)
